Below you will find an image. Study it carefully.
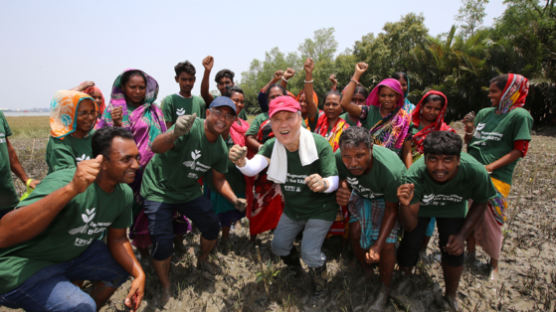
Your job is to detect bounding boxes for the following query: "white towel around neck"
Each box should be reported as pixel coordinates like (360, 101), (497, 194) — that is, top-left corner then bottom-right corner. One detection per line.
(267, 127), (319, 184)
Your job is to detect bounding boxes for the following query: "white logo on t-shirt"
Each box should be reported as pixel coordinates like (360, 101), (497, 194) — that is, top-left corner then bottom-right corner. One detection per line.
(176, 108), (185, 116)
(76, 154), (90, 162)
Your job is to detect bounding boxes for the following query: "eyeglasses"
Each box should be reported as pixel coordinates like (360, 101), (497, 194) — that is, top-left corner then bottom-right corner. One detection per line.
(210, 108), (236, 121)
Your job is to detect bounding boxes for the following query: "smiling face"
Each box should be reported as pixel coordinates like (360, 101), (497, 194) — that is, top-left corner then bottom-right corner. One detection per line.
(421, 99), (443, 123)
(217, 77), (233, 94)
(123, 74), (146, 106)
(351, 92), (366, 107)
(206, 106), (235, 135)
(103, 137), (140, 184)
(378, 86), (400, 111)
(74, 99), (96, 138)
(340, 143), (372, 176)
(230, 91), (245, 114)
(425, 154), (460, 183)
(324, 93), (342, 121)
(270, 110), (302, 148)
(176, 72), (195, 96)
(488, 83), (503, 107)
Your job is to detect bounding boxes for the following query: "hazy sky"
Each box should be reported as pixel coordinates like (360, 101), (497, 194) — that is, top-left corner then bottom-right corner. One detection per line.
(0, 0), (507, 110)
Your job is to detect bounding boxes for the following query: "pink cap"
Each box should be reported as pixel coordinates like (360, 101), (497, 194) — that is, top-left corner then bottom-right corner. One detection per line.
(268, 95), (301, 118)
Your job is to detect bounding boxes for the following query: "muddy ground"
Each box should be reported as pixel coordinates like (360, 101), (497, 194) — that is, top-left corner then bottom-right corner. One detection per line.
(2, 128), (555, 312)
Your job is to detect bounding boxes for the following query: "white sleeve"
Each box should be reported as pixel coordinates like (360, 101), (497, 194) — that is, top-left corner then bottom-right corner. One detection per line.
(236, 154), (269, 177)
(323, 176), (339, 193)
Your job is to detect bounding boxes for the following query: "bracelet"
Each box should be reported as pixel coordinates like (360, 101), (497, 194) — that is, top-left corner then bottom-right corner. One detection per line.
(304, 80), (314, 84)
(465, 132), (473, 135)
(26, 178), (33, 187)
(281, 76), (289, 83)
(350, 78), (359, 85)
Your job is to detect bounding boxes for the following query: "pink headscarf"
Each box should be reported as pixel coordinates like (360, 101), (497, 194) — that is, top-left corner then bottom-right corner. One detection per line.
(366, 78), (405, 109)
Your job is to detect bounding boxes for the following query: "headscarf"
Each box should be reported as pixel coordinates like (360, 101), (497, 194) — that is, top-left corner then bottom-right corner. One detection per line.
(411, 90), (455, 153)
(49, 90), (95, 139)
(314, 114), (349, 152)
(83, 85), (106, 117)
(97, 69), (166, 166)
(497, 73), (529, 114)
(366, 79), (411, 150)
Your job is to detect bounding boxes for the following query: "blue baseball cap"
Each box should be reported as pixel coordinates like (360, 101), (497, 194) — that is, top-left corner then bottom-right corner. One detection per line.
(209, 96), (237, 114)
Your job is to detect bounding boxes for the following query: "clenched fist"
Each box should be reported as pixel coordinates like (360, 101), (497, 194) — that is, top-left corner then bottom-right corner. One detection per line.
(70, 155), (103, 194)
(305, 174), (328, 193)
(229, 144), (248, 167)
(336, 180), (351, 206)
(202, 56), (214, 71)
(174, 113), (197, 137)
(233, 198), (247, 212)
(397, 183), (415, 207)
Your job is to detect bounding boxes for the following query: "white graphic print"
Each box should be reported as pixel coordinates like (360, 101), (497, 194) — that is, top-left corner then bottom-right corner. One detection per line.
(421, 193), (463, 206)
(346, 177), (383, 199)
(75, 154), (90, 162)
(0, 132), (5, 144)
(176, 108), (186, 116)
(68, 207), (111, 246)
(182, 150), (210, 180)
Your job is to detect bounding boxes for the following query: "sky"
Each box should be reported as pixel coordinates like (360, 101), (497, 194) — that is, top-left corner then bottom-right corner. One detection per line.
(0, 0), (507, 110)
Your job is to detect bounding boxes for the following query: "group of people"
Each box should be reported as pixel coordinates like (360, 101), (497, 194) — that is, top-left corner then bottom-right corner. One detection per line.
(0, 55), (532, 311)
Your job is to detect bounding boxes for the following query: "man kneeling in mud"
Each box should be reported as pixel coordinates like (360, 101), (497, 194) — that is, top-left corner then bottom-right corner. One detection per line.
(335, 126), (406, 311)
(396, 131), (496, 311)
(0, 127), (145, 312)
(229, 95), (339, 303)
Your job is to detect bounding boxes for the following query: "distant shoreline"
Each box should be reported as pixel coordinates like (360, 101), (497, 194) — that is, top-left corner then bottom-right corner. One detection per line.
(2, 111), (50, 117)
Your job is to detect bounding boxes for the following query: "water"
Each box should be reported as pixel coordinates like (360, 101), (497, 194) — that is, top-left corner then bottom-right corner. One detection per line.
(2, 111), (50, 117)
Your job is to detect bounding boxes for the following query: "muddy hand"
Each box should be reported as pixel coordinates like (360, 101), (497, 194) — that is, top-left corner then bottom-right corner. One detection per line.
(234, 198), (247, 212)
(174, 113), (196, 137)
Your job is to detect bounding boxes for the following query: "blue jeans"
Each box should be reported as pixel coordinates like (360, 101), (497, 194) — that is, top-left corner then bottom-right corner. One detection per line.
(0, 240), (128, 312)
(271, 213), (333, 268)
(144, 196), (220, 260)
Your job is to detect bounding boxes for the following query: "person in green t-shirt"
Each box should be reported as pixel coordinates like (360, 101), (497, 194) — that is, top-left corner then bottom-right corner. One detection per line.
(227, 85), (249, 120)
(0, 127), (145, 312)
(230, 95), (339, 301)
(335, 127), (405, 310)
(46, 90), (98, 174)
(200, 55), (235, 105)
(140, 96), (247, 301)
(0, 111), (39, 218)
(463, 73), (533, 280)
(396, 131), (496, 311)
(161, 60), (206, 128)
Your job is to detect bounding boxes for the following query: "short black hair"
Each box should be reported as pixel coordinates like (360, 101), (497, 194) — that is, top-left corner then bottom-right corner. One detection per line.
(423, 131), (462, 156)
(92, 127), (134, 159)
(325, 90), (341, 100)
(489, 74), (508, 91)
(121, 70), (147, 87)
(354, 85), (368, 99)
(223, 85), (244, 97)
(392, 71), (408, 82)
(174, 60), (196, 77)
(339, 126), (373, 150)
(215, 69), (234, 83)
(423, 94), (445, 107)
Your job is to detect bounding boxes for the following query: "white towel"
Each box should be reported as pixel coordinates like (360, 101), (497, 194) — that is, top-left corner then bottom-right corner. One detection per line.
(267, 127), (319, 184)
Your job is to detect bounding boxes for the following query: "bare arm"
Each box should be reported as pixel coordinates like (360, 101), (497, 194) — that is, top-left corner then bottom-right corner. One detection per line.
(402, 140), (413, 169)
(281, 68), (295, 88)
(303, 58), (318, 125)
(108, 228), (145, 311)
(200, 56), (215, 105)
(261, 70), (283, 94)
(340, 62), (368, 119)
(211, 169), (239, 204)
(397, 183), (419, 231)
(0, 156), (103, 248)
(7, 137), (32, 185)
(245, 135), (262, 153)
(151, 114), (196, 154)
(366, 201), (398, 262)
(485, 149), (522, 173)
(329, 74), (338, 91)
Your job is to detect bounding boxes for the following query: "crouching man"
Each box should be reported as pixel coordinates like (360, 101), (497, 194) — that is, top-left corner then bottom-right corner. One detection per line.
(0, 127), (145, 312)
(396, 131), (496, 311)
(229, 96), (339, 302)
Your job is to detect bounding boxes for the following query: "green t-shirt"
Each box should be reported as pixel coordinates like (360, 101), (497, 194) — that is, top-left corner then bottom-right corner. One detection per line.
(0, 112), (18, 211)
(237, 109), (248, 121)
(246, 112), (269, 137)
(468, 107), (532, 184)
(204, 135), (246, 196)
(258, 133), (338, 221)
(140, 118), (228, 203)
(161, 94), (206, 124)
(404, 153), (496, 218)
(336, 145), (406, 203)
(45, 135), (93, 174)
(0, 168), (133, 293)
(360, 105), (383, 130)
(340, 112), (358, 127)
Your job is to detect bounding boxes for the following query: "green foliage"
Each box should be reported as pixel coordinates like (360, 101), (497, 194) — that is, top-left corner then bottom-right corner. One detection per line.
(240, 2), (555, 126)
